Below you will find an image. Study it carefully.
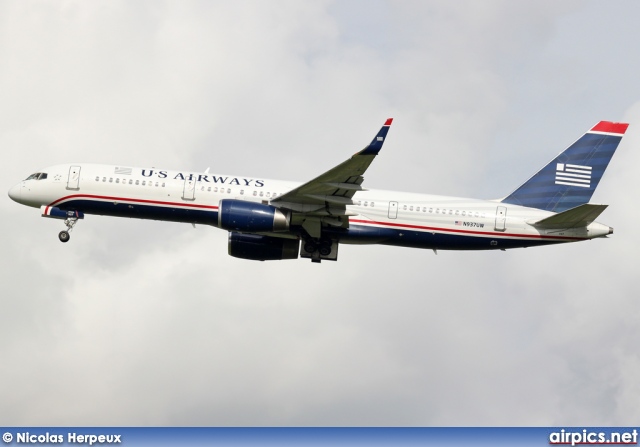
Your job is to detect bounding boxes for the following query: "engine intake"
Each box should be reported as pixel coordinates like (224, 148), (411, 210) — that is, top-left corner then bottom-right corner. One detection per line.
(218, 199), (290, 233)
(228, 232), (299, 261)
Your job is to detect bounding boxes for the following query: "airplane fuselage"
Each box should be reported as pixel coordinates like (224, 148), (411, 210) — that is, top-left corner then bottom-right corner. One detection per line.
(8, 162), (612, 253)
(8, 119), (626, 262)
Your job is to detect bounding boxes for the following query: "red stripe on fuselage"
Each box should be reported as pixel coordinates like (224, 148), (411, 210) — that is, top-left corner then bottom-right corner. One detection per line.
(350, 219), (585, 241)
(49, 194), (219, 210)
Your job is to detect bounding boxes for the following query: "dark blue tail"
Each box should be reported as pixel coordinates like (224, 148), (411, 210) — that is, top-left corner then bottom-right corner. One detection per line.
(501, 121), (628, 212)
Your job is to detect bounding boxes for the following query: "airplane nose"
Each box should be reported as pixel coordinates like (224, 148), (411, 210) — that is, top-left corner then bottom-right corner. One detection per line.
(8, 183), (22, 203)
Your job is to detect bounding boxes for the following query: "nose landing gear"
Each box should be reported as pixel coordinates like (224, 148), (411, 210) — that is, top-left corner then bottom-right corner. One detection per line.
(40, 206), (84, 243)
(58, 216), (78, 243)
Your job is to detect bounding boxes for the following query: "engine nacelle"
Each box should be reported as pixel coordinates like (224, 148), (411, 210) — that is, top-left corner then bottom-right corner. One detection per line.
(228, 232), (299, 261)
(41, 206), (84, 220)
(218, 199), (290, 233)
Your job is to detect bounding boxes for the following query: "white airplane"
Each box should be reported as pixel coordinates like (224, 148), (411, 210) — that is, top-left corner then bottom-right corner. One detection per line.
(8, 119), (628, 262)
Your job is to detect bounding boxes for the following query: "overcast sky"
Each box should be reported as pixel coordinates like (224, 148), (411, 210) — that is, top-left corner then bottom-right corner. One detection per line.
(2, 0), (640, 426)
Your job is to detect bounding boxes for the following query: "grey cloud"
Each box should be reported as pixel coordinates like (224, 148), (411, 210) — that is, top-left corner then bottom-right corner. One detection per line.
(2, 0), (640, 426)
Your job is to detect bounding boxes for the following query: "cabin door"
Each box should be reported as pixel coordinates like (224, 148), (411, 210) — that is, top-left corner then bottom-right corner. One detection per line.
(388, 201), (398, 219)
(66, 166), (81, 190)
(182, 177), (196, 201)
(495, 206), (507, 231)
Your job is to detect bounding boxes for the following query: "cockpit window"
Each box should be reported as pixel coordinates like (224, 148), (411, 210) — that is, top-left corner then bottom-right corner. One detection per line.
(25, 172), (48, 181)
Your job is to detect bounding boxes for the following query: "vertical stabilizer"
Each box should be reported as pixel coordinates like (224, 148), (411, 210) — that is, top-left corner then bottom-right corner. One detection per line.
(501, 121), (628, 212)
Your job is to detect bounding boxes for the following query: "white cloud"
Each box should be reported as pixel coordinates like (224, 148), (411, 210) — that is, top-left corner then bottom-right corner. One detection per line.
(2, 0), (640, 426)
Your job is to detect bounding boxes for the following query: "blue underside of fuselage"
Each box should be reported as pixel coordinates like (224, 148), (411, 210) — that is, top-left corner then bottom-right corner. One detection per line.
(326, 224), (560, 250)
(57, 199), (563, 251)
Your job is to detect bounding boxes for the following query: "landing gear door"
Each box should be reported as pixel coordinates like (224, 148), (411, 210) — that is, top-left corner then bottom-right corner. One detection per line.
(495, 206), (507, 231)
(182, 177), (196, 201)
(66, 165), (81, 190)
(388, 201), (398, 219)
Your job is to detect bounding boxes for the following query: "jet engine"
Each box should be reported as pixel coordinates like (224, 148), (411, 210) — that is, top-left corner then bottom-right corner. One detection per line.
(228, 232), (299, 261)
(218, 199), (290, 233)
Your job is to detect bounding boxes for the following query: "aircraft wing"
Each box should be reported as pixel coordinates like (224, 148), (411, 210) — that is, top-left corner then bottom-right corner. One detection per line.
(271, 118), (393, 214)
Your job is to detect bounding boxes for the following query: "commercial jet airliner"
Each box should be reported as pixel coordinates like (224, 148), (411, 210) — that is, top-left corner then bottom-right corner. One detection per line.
(8, 119), (628, 262)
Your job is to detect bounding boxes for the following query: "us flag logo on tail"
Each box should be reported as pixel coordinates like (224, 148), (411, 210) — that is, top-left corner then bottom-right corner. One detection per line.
(555, 163), (592, 188)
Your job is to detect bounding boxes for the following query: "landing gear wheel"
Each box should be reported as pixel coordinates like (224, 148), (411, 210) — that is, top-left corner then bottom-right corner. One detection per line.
(304, 241), (318, 253)
(319, 244), (332, 256)
(58, 231), (70, 243)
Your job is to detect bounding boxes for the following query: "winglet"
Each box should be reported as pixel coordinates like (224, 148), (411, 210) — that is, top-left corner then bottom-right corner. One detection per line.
(359, 118), (393, 155)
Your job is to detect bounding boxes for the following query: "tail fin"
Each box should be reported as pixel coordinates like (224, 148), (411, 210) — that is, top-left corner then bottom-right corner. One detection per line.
(501, 121), (628, 212)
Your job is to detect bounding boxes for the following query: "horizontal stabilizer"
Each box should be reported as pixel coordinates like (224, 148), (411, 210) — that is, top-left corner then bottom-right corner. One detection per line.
(530, 203), (608, 229)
